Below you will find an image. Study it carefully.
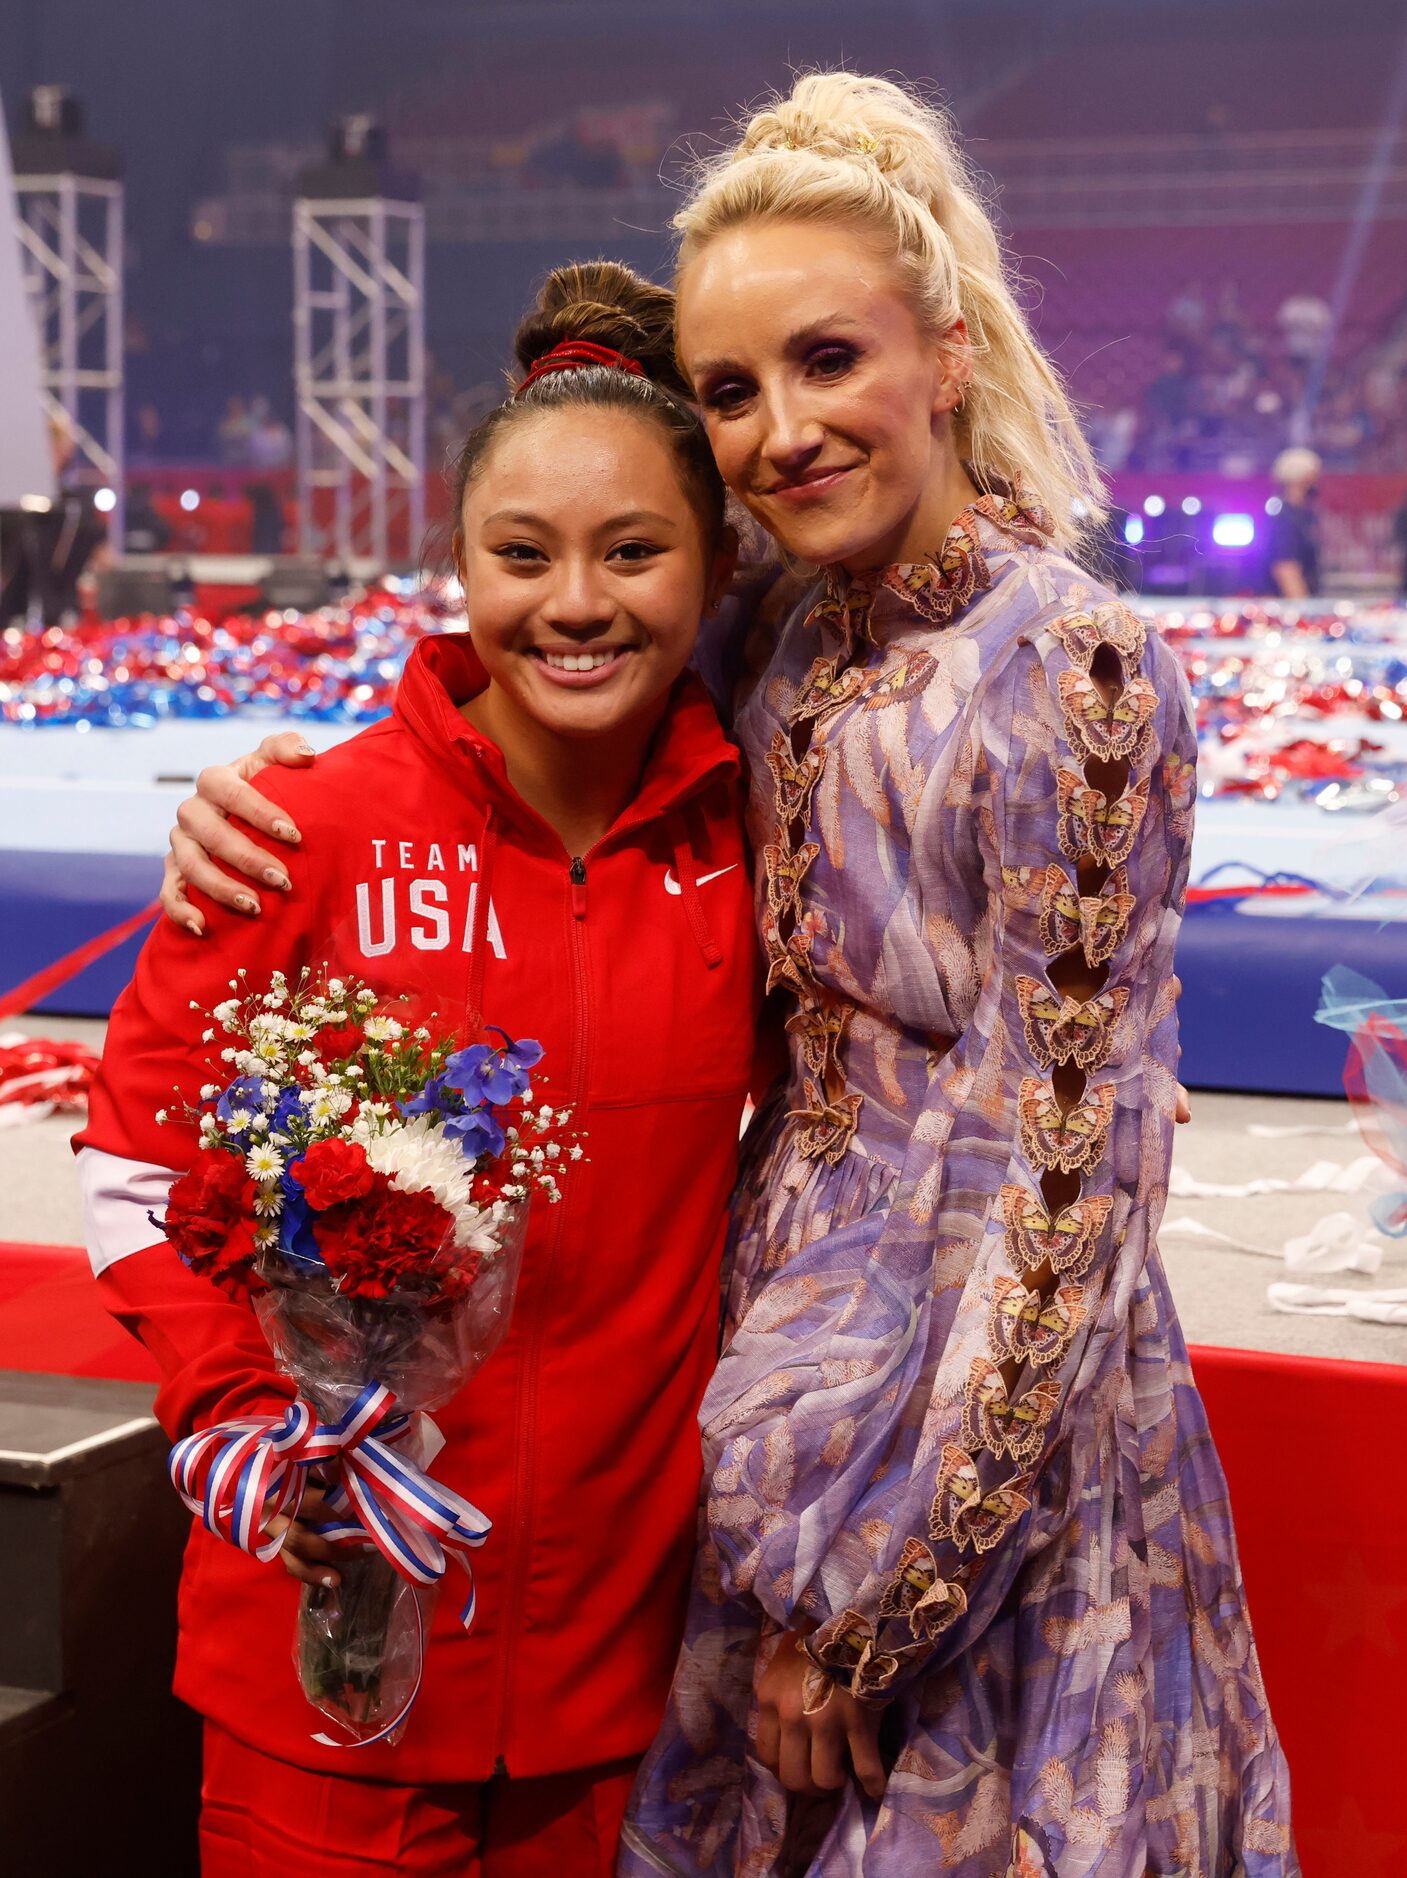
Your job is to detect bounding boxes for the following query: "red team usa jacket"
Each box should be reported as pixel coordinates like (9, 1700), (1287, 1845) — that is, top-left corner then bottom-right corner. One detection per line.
(77, 632), (760, 1783)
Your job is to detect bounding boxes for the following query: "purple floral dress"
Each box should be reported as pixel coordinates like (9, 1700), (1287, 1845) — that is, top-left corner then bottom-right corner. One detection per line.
(620, 496), (1297, 1877)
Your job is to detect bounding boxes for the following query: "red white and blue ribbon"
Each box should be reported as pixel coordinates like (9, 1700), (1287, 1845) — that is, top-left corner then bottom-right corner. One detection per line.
(168, 1381), (491, 1747)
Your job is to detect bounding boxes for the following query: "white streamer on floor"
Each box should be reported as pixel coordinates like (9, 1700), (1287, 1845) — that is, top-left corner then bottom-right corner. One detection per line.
(1245, 1120), (1358, 1139)
(1266, 1284), (1407, 1324)
(1166, 1156), (1383, 1200)
(1165, 1148), (1403, 1323)
(1161, 1210), (1384, 1274)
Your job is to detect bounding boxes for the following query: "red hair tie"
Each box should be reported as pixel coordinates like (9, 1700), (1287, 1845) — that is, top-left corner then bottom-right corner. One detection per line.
(516, 339), (646, 394)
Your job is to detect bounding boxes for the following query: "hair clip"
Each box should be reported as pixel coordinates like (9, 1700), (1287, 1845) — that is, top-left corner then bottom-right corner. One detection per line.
(854, 134), (880, 156)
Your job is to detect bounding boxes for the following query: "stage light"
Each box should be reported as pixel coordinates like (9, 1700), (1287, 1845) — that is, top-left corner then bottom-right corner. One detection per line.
(1143, 495), (1166, 517)
(1123, 514), (1145, 546)
(1264, 496), (1283, 516)
(1211, 514), (1256, 548)
(179, 488), (201, 512)
(1181, 496), (1202, 516)
(93, 486), (116, 513)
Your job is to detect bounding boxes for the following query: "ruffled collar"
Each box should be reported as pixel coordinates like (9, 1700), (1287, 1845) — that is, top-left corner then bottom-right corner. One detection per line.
(808, 487), (1052, 648)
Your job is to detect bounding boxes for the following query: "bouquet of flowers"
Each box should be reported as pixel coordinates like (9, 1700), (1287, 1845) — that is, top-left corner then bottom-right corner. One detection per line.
(158, 968), (575, 1746)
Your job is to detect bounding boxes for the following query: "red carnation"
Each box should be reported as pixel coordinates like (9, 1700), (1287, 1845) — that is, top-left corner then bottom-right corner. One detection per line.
(164, 1149), (262, 1298)
(317, 1175), (455, 1299)
(292, 1137), (374, 1210)
(317, 1022), (365, 1063)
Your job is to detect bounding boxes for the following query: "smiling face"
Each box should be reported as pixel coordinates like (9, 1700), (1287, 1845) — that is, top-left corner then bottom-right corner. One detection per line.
(678, 218), (969, 571)
(456, 405), (726, 749)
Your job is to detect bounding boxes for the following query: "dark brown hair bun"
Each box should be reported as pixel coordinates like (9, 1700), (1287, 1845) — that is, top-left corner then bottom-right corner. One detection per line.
(512, 261), (690, 401)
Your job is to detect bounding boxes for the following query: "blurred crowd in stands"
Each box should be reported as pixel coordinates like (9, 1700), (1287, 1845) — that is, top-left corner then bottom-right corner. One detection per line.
(214, 396), (294, 470)
(1086, 277), (1407, 477)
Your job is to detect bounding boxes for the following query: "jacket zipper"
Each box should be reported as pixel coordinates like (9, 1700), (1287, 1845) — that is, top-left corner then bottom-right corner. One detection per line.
(481, 771), (729, 1768)
(488, 851), (592, 1771)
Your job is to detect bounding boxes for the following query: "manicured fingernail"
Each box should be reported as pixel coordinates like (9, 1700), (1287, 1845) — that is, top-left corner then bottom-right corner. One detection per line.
(263, 868), (291, 891)
(185, 919), (203, 938)
(234, 894), (260, 914)
(320, 1572), (337, 1587)
(296, 743), (316, 758)
(273, 819), (301, 842)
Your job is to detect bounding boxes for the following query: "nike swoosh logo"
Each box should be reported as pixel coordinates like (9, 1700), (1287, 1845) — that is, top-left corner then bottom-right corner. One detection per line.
(664, 864), (739, 896)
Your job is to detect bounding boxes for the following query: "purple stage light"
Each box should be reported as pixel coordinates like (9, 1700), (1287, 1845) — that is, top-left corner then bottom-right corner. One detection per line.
(1211, 514), (1256, 548)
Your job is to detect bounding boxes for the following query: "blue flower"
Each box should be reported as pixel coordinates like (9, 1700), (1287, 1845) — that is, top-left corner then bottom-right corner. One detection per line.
(499, 1035), (544, 1097)
(271, 1087), (305, 1136)
(401, 1073), (453, 1118)
(443, 1044), (518, 1107)
(504, 1036), (544, 1071)
(216, 1076), (269, 1128)
(445, 1035), (546, 1106)
(443, 1105), (506, 1160)
(276, 1165), (325, 1271)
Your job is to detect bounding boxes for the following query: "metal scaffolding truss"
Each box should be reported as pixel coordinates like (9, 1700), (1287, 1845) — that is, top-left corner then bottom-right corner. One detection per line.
(12, 170), (124, 537)
(293, 197), (426, 568)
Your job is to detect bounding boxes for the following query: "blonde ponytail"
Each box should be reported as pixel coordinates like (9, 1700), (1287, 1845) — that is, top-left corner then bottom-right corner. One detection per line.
(673, 72), (1106, 554)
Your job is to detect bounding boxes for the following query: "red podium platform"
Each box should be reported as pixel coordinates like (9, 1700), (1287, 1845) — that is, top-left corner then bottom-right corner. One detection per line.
(0, 1242), (1401, 1867)
(1187, 1342), (1407, 1874)
(0, 1241), (158, 1383)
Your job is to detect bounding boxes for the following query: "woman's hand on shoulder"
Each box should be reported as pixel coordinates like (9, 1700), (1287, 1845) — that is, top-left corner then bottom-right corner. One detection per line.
(161, 731), (316, 934)
(754, 1627), (886, 1802)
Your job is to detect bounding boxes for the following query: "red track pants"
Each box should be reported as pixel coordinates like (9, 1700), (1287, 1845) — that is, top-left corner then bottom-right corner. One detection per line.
(199, 1722), (640, 1877)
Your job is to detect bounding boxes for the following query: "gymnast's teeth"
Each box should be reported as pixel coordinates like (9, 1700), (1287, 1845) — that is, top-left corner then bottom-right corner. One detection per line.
(540, 650), (616, 671)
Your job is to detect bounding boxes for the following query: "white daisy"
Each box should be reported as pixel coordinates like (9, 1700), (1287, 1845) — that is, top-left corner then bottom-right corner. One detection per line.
(307, 1087), (353, 1126)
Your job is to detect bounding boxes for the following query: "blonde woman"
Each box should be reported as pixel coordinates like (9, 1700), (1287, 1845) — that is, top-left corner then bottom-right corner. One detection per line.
(160, 73), (1294, 1878)
(616, 75), (1295, 1876)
